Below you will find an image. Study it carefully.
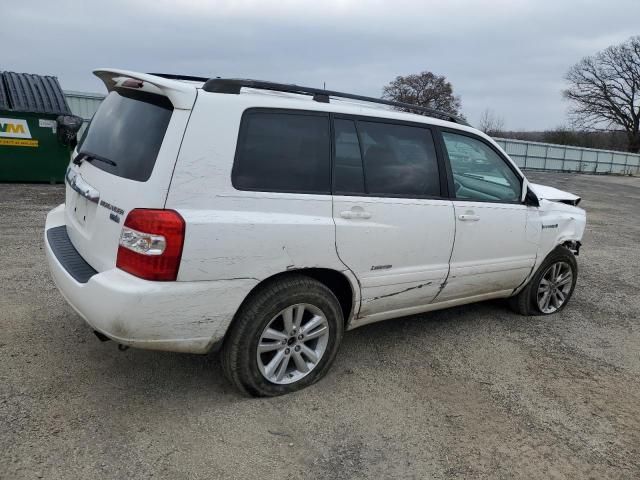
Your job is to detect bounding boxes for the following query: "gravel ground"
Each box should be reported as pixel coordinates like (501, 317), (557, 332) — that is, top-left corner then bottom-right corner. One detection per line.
(1, 172), (639, 479)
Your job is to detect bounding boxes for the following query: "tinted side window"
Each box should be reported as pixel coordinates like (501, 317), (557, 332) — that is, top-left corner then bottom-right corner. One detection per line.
(233, 111), (331, 193)
(442, 132), (521, 202)
(358, 121), (440, 197)
(334, 119), (365, 194)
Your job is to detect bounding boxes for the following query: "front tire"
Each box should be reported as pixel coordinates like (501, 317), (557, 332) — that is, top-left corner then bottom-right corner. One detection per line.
(221, 275), (344, 397)
(509, 246), (578, 316)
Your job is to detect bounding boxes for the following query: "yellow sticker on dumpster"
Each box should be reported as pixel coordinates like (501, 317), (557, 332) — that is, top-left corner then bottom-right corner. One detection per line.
(0, 118), (38, 147)
(0, 138), (39, 147)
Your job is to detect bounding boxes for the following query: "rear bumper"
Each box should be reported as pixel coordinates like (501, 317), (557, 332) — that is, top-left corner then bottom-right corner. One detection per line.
(44, 204), (257, 353)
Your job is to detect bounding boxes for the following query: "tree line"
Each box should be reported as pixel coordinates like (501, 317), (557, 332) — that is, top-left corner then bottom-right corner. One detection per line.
(382, 36), (640, 153)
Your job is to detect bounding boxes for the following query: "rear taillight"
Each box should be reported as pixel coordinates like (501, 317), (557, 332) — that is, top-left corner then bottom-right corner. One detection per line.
(116, 209), (185, 281)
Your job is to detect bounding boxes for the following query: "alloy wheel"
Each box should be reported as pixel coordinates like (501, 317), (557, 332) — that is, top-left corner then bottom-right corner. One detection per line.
(256, 303), (330, 384)
(537, 261), (573, 314)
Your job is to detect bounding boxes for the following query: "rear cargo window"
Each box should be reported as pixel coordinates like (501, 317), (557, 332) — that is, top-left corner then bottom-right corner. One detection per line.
(233, 110), (331, 194)
(77, 89), (173, 182)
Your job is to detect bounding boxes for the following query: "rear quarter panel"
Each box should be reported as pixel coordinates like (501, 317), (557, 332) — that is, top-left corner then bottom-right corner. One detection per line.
(165, 93), (352, 285)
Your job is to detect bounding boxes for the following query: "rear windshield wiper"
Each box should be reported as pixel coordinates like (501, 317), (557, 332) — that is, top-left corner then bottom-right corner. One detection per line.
(74, 152), (118, 167)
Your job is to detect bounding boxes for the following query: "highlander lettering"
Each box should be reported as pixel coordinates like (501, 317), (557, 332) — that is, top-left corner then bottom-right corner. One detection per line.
(99, 200), (125, 216)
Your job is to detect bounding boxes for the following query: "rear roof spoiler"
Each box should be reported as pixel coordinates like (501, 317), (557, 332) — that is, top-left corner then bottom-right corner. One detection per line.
(93, 69), (197, 109)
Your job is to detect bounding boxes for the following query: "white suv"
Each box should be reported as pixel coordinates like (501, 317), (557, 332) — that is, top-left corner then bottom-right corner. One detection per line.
(45, 69), (586, 396)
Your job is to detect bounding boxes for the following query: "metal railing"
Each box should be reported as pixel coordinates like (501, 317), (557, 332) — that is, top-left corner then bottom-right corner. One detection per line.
(494, 138), (640, 175)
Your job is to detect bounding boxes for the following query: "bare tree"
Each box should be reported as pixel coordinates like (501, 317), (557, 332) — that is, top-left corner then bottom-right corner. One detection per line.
(478, 108), (505, 136)
(382, 71), (463, 119)
(564, 36), (640, 152)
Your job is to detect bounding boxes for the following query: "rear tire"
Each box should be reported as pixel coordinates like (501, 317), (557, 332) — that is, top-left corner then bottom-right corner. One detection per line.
(508, 245), (578, 316)
(221, 274), (344, 397)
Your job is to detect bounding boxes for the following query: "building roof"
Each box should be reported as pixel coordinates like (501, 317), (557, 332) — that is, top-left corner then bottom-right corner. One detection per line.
(0, 71), (71, 115)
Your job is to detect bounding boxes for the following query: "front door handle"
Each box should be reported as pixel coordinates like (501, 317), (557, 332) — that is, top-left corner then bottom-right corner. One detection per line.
(458, 214), (480, 222)
(340, 207), (371, 219)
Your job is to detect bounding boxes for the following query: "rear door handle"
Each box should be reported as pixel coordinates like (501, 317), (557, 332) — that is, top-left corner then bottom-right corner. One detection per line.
(458, 214), (480, 222)
(340, 208), (371, 219)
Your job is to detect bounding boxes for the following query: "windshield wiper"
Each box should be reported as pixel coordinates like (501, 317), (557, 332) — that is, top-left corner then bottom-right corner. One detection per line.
(85, 155), (117, 167)
(462, 173), (486, 180)
(74, 152), (117, 167)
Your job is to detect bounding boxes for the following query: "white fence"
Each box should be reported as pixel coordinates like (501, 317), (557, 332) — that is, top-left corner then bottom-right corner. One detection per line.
(494, 138), (640, 175)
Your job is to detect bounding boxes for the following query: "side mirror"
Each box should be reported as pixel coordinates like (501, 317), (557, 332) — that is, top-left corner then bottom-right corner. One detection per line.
(56, 115), (84, 147)
(524, 187), (539, 207)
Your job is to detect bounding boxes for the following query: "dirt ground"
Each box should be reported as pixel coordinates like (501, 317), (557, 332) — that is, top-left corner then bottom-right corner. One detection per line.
(1, 172), (638, 479)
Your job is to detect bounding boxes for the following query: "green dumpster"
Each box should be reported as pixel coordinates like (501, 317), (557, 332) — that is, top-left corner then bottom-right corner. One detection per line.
(0, 71), (73, 183)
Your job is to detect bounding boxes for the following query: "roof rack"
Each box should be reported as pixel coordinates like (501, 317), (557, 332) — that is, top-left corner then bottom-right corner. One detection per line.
(201, 78), (468, 125)
(148, 73), (210, 83)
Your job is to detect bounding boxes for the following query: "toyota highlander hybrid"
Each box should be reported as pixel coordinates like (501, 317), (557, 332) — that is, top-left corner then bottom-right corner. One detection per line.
(45, 70), (586, 396)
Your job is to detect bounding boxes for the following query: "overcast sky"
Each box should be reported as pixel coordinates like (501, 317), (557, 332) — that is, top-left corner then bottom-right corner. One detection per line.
(3, 0), (638, 130)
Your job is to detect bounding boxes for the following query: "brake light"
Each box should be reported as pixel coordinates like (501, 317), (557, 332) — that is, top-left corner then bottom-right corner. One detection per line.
(121, 79), (144, 88)
(116, 209), (185, 281)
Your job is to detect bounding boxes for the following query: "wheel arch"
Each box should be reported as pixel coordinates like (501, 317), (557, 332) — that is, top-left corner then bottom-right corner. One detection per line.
(512, 242), (577, 297)
(229, 267), (359, 333)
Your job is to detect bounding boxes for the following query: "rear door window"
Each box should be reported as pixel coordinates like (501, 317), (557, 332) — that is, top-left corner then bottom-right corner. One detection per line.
(333, 119), (441, 197)
(233, 110), (331, 194)
(78, 90), (173, 182)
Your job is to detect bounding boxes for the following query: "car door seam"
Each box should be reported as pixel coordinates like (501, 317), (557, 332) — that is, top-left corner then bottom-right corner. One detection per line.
(430, 200), (456, 303)
(331, 193), (363, 322)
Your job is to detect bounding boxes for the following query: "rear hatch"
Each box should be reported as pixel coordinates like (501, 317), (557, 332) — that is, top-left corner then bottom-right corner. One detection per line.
(64, 70), (197, 272)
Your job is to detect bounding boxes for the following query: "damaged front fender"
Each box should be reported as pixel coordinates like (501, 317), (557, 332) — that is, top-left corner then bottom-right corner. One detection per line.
(515, 198), (586, 296)
(529, 182), (581, 206)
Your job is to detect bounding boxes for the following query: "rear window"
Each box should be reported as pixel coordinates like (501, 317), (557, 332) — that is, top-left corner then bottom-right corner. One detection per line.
(233, 110), (331, 194)
(78, 89), (173, 182)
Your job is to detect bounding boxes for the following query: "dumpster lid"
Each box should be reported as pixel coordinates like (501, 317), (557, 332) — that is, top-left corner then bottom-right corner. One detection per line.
(0, 71), (71, 115)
